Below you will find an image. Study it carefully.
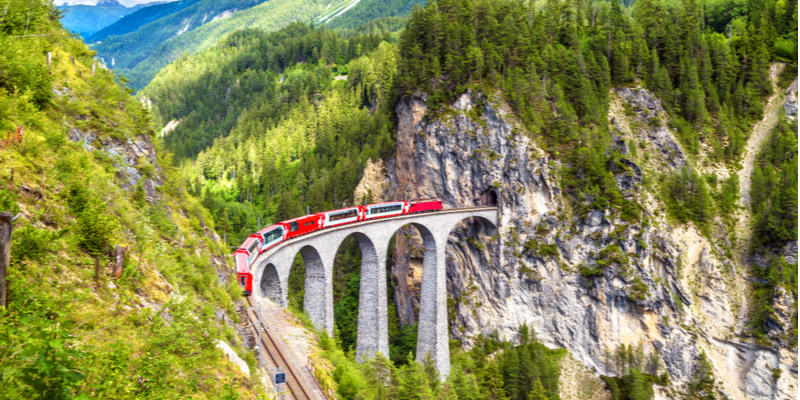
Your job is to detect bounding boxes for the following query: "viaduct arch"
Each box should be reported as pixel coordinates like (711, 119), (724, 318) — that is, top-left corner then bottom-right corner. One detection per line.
(250, 207), (498, 378)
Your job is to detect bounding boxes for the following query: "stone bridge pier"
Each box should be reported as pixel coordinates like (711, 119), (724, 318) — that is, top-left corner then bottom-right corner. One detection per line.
(250, 208), (497, 378)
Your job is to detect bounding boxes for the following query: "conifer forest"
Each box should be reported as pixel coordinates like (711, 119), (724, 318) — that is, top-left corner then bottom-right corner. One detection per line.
(0, 0), (797, 398)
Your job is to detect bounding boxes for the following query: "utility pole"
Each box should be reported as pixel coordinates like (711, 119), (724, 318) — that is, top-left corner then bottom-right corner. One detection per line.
(257, 217), (260, 231)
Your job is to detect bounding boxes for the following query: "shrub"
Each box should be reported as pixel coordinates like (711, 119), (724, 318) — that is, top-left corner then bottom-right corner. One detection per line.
(10, 225), (61, 264)
(76, 195), (118, 257)
(0, 189), (20, 214)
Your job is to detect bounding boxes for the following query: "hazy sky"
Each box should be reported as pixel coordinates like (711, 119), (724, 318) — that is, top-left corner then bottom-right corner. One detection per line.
(55, 0), (178, 7)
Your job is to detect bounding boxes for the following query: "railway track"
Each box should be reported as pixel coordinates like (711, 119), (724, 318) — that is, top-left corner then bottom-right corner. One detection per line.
(242, 297), (316, 400)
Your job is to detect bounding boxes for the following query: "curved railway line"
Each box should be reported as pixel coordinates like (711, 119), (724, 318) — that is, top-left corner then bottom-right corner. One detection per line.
(242, 297), (315, 400)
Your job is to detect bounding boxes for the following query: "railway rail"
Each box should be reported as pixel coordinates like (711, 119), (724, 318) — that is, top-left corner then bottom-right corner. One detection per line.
(243, 297), (316, 400)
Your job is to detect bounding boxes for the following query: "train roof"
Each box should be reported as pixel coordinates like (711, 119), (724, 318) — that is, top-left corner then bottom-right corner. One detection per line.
(281, 213), (322, 224)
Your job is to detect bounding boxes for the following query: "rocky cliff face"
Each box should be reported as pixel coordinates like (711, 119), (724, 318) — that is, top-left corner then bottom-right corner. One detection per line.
(379, 89), (797, 399)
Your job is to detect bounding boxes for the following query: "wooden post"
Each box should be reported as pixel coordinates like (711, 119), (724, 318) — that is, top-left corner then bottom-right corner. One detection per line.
(13, 126), (22, 143)
(47, 52), (52, 69)
(0, 213), (12, 309)
(70, 56), (75, 66)
(4, 131), (10, 147)
(94, 256), (100, 289)
(40, 172), (45, 200)
(113, 246), (125, 279)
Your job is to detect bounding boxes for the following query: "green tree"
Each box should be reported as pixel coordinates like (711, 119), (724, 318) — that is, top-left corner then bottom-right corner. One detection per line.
(528, 378), (547, 400)
(76, 195), (118, 258)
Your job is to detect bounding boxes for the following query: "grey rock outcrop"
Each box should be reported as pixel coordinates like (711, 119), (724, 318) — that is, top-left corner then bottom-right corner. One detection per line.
(67, 128), (163, 202)
(784, 79), (797, 120)
(385, 89), (796, 399)
(615, 88), (687, 169)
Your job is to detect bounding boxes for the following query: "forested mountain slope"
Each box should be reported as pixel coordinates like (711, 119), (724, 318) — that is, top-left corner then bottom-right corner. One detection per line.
(313, 0), (424, 29)
(0, 2), (263, 397)
(142, 0), (797, 396)
(91, 0), (275, 88)
(96, 0), (426, 89)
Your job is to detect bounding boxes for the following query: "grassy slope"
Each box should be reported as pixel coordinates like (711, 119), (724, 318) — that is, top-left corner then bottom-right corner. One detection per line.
(0, 9), (264, 399)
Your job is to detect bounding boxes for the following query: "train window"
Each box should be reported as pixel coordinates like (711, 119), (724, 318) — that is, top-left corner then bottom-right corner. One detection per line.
(329, 209), (357, 221)
(248, 241), (259, 255)
(263, 227), (283, 244)
(290, 222), (299, 232)
(369, 204), (402, 214)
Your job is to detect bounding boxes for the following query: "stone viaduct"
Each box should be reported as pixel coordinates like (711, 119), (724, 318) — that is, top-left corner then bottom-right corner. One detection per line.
(250, 207), (498, 378)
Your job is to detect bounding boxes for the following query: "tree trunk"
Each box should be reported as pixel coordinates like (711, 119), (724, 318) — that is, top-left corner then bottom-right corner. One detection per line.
(0, 213), (12, 309)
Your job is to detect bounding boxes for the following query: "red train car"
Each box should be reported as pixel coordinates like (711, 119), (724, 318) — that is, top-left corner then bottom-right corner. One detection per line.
(363, 201), (407, 220)
(257, 224), (285, 252)
(236, 199), (444, 296)
(282, 214), (324, 240)
(320, 207), (361, 228)
(409, 199), (443, 213)
(234, 237), (260, 296)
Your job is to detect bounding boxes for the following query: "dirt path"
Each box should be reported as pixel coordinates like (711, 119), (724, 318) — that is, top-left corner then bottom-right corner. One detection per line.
(734, 63), (786, 245)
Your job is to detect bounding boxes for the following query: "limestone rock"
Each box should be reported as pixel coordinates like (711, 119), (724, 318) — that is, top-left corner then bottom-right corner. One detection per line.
(615, 87), (687, 169)
(216, 340), (251, 377)
(353, 158), (389, 203)
(784, 80), (797, 120)
(744, 351), (779, 400)
(386, 89), (798, 399)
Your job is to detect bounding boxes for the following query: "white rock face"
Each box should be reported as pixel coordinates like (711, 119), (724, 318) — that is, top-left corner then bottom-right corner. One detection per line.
(745, 351), (779, 399)
(216, 340), (250, 377)
(385, 89), (797, 399)
(784, 83), (797, 120)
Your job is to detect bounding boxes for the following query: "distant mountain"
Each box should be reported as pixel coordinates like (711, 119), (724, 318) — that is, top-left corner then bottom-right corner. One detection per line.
(88, 0), (202, 42)
(94, 0), (424, 90)
(57, 0), (156, 38)
(92, 0), (329, 89)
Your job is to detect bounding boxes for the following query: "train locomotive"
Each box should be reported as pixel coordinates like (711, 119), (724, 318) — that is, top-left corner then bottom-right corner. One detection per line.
(235, 199), (443, 296)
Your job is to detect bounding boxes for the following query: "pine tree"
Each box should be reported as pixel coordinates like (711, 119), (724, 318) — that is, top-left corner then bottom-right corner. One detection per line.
(397, 356), (434, 399)
(482, 360), (509, 400)
(528, 378), (548, 400)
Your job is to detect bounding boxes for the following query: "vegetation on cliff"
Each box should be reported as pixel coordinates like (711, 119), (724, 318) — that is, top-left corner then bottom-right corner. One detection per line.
(0, 2), (261, 397)
(144, 22), (400, 246)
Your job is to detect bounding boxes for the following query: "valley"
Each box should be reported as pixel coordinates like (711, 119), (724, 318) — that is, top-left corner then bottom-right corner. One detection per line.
(0, 0), (796, 398)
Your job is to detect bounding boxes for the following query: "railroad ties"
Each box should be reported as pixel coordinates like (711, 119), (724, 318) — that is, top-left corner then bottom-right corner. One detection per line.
(242, 297), (313, 400)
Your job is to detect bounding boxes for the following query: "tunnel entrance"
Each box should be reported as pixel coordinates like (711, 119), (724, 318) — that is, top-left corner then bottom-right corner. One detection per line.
(481, 188), (498, 206)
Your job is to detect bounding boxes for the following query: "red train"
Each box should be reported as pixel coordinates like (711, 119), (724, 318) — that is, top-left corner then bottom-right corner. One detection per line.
(235, 199), (443, 296)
